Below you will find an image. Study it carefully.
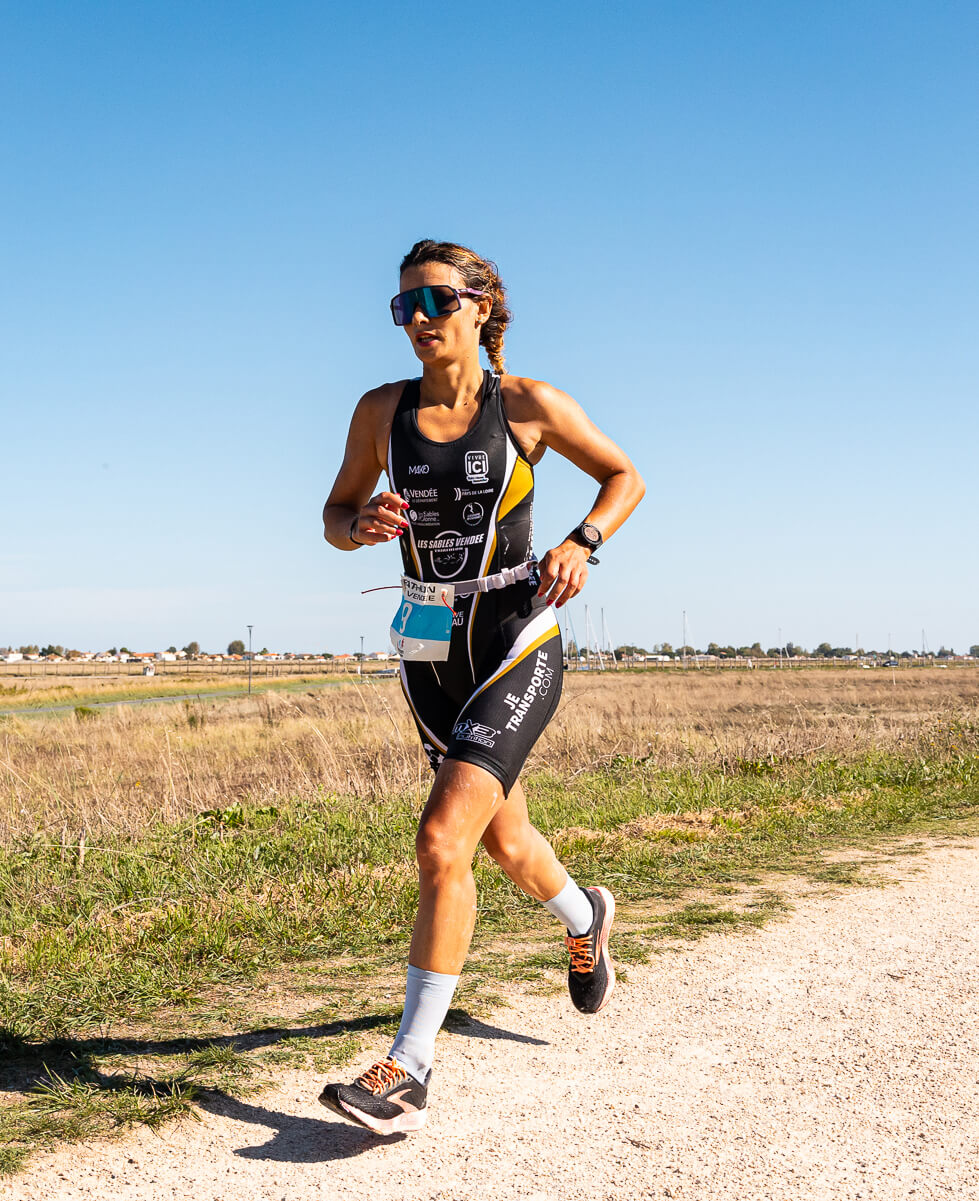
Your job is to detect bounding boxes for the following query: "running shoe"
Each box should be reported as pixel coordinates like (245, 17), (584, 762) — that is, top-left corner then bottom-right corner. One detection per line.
(565, 885), (616, 1013)
(318, 1056), (428, 1134)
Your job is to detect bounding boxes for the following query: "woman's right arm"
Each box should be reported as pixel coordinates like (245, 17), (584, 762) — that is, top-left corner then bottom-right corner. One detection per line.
(322, 386), (409, 551)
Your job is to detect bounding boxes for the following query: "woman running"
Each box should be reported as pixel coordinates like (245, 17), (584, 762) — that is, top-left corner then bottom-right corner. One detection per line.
(319, 239), (644, 1133)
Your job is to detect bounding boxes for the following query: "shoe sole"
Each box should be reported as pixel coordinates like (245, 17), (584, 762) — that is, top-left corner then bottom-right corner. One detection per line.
(318, 1089), (428, 1135)
(586, 885), (616, 1014)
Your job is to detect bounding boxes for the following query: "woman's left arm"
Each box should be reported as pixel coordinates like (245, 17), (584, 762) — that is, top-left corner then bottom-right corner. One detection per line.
(523, 380), (646, 608)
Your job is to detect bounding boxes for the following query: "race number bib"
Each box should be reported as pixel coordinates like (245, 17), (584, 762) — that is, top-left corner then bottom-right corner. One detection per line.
(390, 578), (455, 661)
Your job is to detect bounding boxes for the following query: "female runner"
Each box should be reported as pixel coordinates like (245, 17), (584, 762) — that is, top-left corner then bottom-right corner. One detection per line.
(319, 239), (644, 1134)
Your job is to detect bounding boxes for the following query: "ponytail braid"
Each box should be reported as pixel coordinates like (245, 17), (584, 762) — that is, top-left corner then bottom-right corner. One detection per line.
(399, 239), (513, 375)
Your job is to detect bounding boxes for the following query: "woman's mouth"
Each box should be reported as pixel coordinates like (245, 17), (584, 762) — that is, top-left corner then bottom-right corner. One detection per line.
(415, 333), (438, 349)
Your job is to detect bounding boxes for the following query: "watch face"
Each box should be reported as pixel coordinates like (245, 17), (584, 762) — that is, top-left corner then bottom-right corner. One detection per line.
(581, 523), (602, 545)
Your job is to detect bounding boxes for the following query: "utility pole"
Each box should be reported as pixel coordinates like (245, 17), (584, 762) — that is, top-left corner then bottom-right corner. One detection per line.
(359, 634), (364, 676)
(247, 624), (253, 694)
(682, 610), (687, 669)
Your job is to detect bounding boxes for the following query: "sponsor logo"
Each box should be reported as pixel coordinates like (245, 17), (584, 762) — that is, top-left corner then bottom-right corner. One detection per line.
(404, 486), (438, 500)
(452, 718), (498, 748)
(416, 534), (485, 550)
(503, 650), (555, 732)
(453, 485), (494, 500)
(452, 609), (465, 627)
(408, 464), (430, 475)
(418, 531), (486, 580)
(427, 529), (470, 579)
(408, 508), (438, 526)
(462, 501), (484, 526)
(464, 450), (489, 484)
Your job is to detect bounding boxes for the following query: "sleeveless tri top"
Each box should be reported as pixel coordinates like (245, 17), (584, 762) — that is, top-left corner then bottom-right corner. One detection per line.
(387, 371), (542, 684)
(386, 371), (535, 586)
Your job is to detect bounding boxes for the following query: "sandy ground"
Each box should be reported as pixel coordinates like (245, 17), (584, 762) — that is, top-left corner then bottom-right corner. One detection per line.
(10, 840), (979, 1201)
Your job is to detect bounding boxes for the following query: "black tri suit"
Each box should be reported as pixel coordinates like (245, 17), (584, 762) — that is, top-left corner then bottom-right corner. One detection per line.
(387, 370), (563, 796)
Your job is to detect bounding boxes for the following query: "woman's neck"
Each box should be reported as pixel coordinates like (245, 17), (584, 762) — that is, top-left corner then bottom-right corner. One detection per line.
(420, 356), (485, 410)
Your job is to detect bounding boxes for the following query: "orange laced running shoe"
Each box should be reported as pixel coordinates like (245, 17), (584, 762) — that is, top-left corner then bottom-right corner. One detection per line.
(565, 886), (616, 1013)
(319, 1056), (429, 1135)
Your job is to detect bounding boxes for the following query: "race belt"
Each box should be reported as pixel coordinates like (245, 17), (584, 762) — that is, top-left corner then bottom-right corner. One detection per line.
(389, 561), (538, 661)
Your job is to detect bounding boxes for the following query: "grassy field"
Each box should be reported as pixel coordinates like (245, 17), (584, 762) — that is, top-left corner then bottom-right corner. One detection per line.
(1, 667), (977, 1174)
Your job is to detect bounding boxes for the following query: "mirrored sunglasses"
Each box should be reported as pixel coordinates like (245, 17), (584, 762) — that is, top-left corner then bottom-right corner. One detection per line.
(390, 285), (487, 326)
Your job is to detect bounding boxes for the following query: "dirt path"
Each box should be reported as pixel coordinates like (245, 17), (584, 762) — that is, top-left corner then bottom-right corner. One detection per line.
(12, 840), (979, 1201)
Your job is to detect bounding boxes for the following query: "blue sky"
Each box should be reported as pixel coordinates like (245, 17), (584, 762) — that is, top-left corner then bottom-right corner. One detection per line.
(2, 2), (976, 655)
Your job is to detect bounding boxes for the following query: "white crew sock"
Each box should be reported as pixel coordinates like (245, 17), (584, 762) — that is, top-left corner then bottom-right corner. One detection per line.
(543, 875), (594, 936)
(389, 965), (460, 1084)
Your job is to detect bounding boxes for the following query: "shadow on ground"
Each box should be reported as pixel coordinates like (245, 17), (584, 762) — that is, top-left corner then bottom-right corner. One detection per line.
(1, 1011), (547, 1164)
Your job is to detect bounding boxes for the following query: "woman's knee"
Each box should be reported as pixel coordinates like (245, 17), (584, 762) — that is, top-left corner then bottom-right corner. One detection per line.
(415, 818), (471, 881)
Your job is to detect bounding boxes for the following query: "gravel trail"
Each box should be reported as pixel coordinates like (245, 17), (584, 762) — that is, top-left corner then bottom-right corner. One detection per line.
(11, 840), (979, 1201)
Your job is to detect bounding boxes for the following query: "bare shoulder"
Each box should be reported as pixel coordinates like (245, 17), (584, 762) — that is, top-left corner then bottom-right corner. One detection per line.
(499, 375), (579, 463)
(356, 379), (408, 420)
(499, 374), (572, 422)
(342, 379), (410, 471)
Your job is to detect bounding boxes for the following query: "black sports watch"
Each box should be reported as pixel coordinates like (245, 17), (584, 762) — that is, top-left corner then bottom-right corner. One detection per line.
(570, 521), (603, 564)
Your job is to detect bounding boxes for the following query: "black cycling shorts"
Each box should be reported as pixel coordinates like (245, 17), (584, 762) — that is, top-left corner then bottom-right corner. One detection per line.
(400, 592), (563, 797)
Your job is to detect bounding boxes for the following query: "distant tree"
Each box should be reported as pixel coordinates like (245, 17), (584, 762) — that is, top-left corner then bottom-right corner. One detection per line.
(971, 645), (979, 657)
(119, 646), (130, 655)
(183, 641), (200, 657)
(677, 644), (695, 657)
(937, 646), (954, 658)
(786, 642), (805, 657)
(658, 642), (674, 656)
(813, 642), (833, 658)
(65, 649), (82, 660)
(18, 645), (39, 655)
(40, 644), (64, 658)
(227, 639), (246, 655)
(766, 647), (781, 657)
(107, 647), (118, 656)
(615, 645), (648, 657)
(260, 647), (269, 655)
(166, 645), (177, 654)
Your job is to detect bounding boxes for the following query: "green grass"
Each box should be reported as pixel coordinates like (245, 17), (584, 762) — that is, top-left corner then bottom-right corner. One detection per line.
(1, 741), (977, 1173)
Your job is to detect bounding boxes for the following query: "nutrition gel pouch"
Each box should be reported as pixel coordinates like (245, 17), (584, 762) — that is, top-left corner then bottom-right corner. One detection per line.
(390, 578), (455, 661)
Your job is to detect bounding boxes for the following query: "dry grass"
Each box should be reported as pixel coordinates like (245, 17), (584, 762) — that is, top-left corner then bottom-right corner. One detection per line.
(1, 667), (976, 841)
